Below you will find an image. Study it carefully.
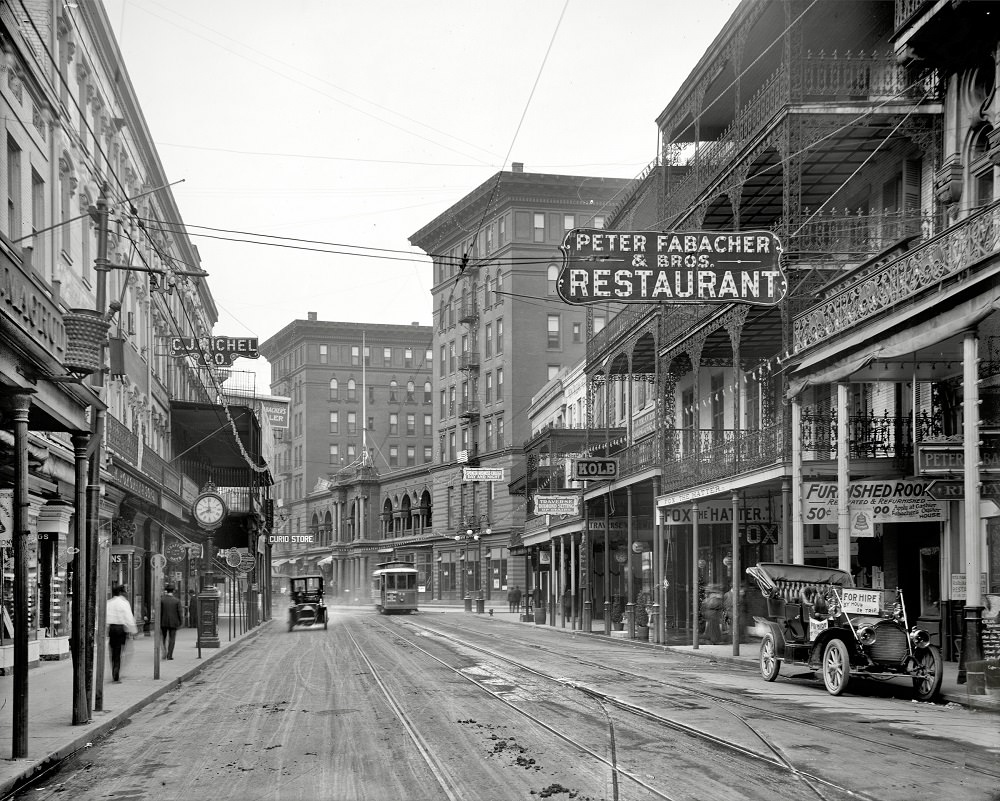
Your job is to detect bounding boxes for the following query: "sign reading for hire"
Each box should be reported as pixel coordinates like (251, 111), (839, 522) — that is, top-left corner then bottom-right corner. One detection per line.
(557, 228), (786, 306)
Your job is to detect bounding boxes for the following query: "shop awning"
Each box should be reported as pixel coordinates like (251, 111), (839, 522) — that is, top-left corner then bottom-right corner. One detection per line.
(317, 556), (333, 566)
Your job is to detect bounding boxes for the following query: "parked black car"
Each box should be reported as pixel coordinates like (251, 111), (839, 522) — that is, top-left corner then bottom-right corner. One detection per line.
(746, 562), (942, 701)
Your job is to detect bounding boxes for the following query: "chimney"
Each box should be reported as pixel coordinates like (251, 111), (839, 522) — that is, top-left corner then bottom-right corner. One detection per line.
(511, 162), (524, 173)
(307, 311), (317, 321)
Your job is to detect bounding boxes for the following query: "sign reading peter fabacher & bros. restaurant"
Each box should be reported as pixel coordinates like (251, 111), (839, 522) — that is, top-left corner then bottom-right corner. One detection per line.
(557, 228), (786, 306)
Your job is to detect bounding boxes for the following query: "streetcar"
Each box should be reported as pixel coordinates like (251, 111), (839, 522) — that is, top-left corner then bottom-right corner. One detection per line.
(371, 561), (419, 614)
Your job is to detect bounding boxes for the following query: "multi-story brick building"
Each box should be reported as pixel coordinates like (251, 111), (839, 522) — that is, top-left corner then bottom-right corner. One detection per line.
(259, 315), (434, 596)
(409, 164), (631, 601)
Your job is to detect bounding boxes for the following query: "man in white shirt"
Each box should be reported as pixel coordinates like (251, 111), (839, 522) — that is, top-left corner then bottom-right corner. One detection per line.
(106, 584), (138, 682)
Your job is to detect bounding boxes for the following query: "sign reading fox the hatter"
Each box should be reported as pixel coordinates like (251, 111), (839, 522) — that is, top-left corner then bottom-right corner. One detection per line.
(557, 228), (786, 306)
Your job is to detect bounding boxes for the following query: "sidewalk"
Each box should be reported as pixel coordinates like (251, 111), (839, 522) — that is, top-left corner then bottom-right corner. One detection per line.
(0, 618), (268, 796)
(1, 604), (993, 797)
(420, 601), (1000, 712)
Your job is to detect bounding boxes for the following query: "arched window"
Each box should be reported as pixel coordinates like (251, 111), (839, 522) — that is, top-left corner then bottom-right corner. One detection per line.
(329, 377), (338, 400)
(547, 264), (559, 296)
(389, 379), (398, 402)
(347, 378), (357, 401)
(970, 125), (995, 208)
(495, 269), (504, 304)
(406, 380), (415, 402)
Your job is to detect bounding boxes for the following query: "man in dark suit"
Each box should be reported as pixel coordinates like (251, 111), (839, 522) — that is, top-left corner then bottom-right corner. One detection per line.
(160, 585), (183, 659)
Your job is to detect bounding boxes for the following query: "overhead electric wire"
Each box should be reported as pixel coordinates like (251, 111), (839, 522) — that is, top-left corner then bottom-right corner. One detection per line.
(121, 0), (498, 166)
(138, 219), (572, 266)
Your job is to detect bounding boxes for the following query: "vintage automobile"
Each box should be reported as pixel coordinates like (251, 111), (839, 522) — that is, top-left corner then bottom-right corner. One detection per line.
(287, 574), (328, 631)
(746, 562), (942, 701)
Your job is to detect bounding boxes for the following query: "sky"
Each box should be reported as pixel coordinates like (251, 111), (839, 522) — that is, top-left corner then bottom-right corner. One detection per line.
(99, 0), (743, 393)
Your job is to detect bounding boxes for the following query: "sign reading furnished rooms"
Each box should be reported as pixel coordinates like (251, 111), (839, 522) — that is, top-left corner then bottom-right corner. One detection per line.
(557, 228), (786, 306)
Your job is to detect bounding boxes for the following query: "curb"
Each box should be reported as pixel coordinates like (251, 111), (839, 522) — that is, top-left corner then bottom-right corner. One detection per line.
(478, 612), (1000, 713)
(0, 620), (272, 799)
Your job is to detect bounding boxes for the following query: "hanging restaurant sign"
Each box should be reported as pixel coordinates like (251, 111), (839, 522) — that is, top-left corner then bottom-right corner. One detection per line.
(557, 228), (786, 306)
(168, 336), (259, 366)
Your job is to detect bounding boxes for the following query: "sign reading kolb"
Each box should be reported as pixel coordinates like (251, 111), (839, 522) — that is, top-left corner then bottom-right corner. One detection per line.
(558, 228), (786, 306)
(169, 336), (260, 367)
(573, 458), (619, 480)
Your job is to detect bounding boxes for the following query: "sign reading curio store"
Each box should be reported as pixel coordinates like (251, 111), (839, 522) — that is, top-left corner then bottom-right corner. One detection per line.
(557, 228), (786, 306)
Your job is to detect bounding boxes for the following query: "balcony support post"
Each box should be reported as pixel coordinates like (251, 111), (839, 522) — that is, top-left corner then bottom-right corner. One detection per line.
(961, 330), (985, 691)
(837, 383), (851, 572)
(692, 500), (700, 649)
(792, 397), (804, 564)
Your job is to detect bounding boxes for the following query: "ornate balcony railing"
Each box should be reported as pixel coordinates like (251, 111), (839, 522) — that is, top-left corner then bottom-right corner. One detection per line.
(661, 53), (938, 225)
(794, 200), (1000, 351)
(618, 436), (660, 478)
(140, 445), (181, 496)
(799, 411), (914, 462)
(588, 305), (657, 366)
(659, 424), (785, 494)
(105, 414), (138, 466)
(785, 207), (942, 263)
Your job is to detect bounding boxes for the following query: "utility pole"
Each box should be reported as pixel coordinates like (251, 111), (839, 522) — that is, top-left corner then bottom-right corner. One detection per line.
(86, 184), (111, 715)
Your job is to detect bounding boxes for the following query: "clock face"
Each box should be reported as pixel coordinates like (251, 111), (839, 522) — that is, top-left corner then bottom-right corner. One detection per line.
(194, 494), (226, 526)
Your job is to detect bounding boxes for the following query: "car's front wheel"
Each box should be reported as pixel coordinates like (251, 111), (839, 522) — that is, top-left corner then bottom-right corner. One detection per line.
(760, 633), (781, 682)
(822, 638), (851, 696)
(912, 645), (943, 701)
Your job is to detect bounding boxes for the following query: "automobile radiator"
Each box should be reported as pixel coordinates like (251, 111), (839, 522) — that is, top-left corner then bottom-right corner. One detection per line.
(868, 622), (909, 663)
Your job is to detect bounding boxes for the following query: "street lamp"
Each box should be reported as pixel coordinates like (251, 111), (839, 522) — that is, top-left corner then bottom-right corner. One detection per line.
(455, 516), (491, 610)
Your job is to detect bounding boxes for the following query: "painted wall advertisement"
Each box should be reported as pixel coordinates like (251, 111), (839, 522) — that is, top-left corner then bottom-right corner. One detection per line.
(802, 480), (946, 536)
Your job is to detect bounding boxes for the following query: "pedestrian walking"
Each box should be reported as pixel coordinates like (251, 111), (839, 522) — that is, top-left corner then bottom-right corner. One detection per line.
(701, 584), (724, 644)
(512, 585), (522, 613)
(106, 584), (138, 682)
(507, 586), (515, 613)
(187, 589), (198, 628)
(159, 584), (183, 659)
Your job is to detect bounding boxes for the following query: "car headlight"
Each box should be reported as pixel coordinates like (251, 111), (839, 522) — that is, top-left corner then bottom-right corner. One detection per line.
(825, 594), (841, 618)
(909, 628), (930, 646)
(858, 625), (877, 646)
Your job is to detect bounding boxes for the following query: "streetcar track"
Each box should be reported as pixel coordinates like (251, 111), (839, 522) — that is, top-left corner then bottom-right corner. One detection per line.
(342, 624), (462, 801)
(426, 615), (1000, 780)
(369, 616), (876, 801)
(361, 617), (683, 801)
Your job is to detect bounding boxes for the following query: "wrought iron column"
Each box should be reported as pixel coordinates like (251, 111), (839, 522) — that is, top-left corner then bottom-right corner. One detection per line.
(691, 500), (700, 650)
(837, 383), (851, 572)
(791, 397), (804, 563)
(582, 500), (591, 632)
(71, 432), (90, 725)
(626, 485), (634, 639)
(962, 331), (985, 691)
(10, 392), (32, 758)
(731, 490), (741, 656)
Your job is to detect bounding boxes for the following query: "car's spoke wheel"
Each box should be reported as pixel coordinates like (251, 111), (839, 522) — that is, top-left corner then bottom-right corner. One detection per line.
(822, 638), (850, 696)
(760, 634), (781, 681)
(912, 645), (943, 701)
